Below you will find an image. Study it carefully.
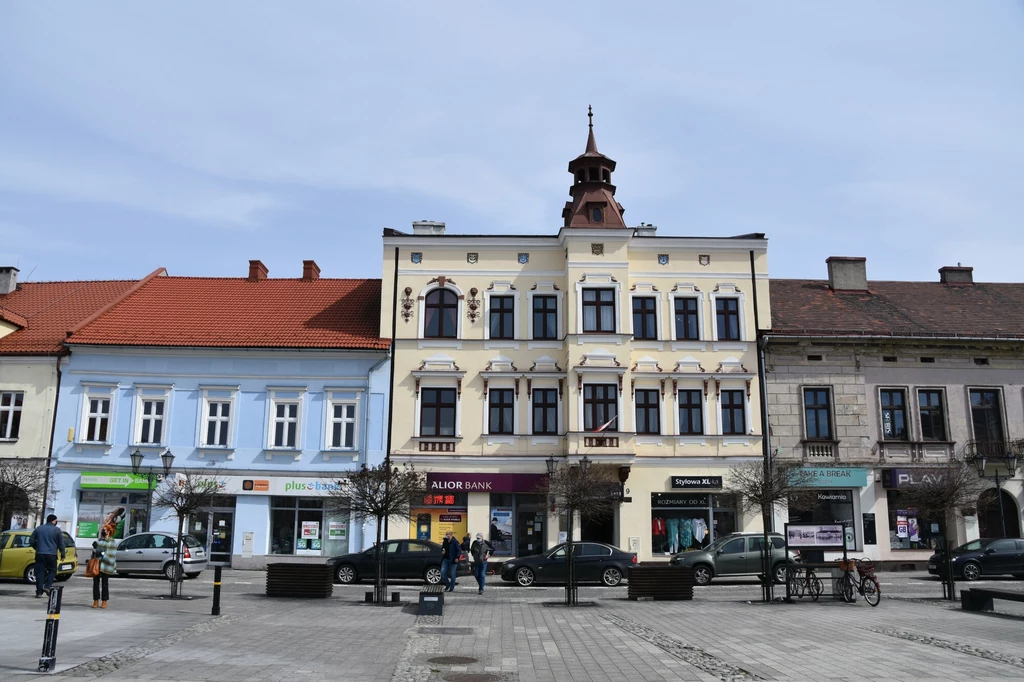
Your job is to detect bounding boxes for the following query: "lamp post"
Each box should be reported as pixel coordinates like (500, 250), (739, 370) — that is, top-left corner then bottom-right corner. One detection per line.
(130, 449), (175, 532)
(970, 445), (1019, 539)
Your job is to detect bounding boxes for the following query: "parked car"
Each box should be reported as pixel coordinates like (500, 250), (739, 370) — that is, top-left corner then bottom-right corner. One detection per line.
(500, 542), (638, 587)
(0, 530), (78, 584)
(115, 531), (208, 579)
(330, 539), (470, 584)
(928, 538), (1024, 581)
(669, 532), (798, 585)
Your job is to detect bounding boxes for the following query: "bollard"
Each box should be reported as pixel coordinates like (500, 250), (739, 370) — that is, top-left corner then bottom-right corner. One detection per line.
(38, 585), (63, 672)
(212, 565), (222, 616)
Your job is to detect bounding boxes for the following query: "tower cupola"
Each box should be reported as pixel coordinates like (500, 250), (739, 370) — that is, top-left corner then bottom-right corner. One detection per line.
(562, 106), (626, 228)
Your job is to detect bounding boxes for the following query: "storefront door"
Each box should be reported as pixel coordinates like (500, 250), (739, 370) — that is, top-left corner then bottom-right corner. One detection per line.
(517, 507), (544, 557)
(190, 510), (234, 565)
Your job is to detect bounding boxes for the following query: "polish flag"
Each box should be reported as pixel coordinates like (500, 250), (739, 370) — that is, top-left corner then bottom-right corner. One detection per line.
(594, 415), (618, 432)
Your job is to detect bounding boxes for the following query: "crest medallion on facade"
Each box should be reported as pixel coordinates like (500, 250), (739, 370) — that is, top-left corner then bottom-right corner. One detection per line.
(699, 254), (711, 266)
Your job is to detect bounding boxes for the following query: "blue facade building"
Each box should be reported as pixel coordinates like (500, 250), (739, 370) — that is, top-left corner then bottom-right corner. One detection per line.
(48, 261), (390, 568)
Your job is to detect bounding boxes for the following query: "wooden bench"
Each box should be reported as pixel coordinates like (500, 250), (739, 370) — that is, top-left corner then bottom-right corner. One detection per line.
(418, 583), (445, 615)
(961, 588), (1024, 612)
(627, 565), (694, 601)
(265, 562), (334, 598)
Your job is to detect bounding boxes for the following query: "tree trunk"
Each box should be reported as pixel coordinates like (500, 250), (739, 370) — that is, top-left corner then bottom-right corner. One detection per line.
(374, 514), (385, 604)
(170, 515), (184, 598)
(761, 508), (773, 603)
(565, 508), (576, 606)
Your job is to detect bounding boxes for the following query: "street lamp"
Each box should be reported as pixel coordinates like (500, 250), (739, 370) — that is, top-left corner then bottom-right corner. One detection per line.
(131, 449), (174, 532)
(545, 456), (558, 475)
(970, 445), (1019, 539)
(579, 455), (591, 472)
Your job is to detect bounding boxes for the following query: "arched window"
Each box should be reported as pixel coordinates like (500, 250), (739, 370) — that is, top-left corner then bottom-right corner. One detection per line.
(602, 169), (610, 183)
(591, 207), (603, 223)
(424, 289), (459, 338)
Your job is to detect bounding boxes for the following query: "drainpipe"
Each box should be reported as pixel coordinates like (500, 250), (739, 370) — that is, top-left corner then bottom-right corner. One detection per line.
(40, 354), (64, 525)
(750, 250), (774, 601)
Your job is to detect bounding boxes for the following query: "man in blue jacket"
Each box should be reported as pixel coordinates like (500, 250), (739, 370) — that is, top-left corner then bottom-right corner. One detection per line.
(30, 515), (66, 597)
(444, 530), (462, 592)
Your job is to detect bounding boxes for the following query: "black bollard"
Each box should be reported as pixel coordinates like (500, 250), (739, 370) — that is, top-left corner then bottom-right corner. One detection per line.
(212, 565), (222, 616)
(38, 585), (63, 672)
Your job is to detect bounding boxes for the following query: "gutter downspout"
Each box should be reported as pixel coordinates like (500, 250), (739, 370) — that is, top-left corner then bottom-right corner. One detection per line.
(750, 250), (774, 602)
(41, 354), (64, 525)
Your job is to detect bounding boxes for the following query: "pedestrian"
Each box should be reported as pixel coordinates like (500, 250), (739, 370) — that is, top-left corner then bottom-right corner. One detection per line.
(461, 533), (471, 553)
(440, 530), (454, 590)
(444, 530), (462, 592)
(29, 514), (66, 598)
(92, 528), (117, 609)
(470, 532), (494, 594)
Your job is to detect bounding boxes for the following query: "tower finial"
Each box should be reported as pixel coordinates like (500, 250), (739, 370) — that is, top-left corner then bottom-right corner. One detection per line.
(585, 105), (598, 154)
(588, 105), (593, 129)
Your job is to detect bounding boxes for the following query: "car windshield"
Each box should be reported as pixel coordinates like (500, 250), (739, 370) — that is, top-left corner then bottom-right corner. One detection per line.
(953, 539), (990, 553)
(183, 535), (202, 548)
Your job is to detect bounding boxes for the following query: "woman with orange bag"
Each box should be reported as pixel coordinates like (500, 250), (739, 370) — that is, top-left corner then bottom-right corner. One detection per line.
(91, 528), (117, 608)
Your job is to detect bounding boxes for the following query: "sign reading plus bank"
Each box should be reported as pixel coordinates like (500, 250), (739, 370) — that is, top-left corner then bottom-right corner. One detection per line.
(426, 473), (548, 494)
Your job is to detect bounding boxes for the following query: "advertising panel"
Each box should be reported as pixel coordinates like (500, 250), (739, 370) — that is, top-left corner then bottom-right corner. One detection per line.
(785, 523), (846, 549)
(79, 472), (152, 490)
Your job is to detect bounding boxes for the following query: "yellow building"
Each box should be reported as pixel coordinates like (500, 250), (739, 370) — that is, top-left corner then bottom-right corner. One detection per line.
(380, 115), (769, 562)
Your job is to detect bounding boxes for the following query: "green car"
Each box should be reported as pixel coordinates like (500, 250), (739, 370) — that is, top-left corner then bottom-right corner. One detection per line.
(669, 532), (798, 585)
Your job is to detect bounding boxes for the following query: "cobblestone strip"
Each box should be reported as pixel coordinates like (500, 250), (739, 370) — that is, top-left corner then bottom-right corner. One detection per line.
(53, 615), (236, 678)
(388, 617), (442, 682)
(603, 613), (762, 681)
(869, 628), (1024, 670)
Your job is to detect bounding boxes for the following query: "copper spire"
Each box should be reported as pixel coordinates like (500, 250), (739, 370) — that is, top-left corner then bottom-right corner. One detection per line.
(585, 105), (598, 154)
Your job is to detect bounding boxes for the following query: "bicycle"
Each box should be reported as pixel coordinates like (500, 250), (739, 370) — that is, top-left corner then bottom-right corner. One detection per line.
(837, 558), (880, 606)
(787, 565), (823, 601)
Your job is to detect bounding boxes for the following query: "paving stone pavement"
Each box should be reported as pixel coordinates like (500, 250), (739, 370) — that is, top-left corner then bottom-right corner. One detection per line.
(3, 572), (1024, 681)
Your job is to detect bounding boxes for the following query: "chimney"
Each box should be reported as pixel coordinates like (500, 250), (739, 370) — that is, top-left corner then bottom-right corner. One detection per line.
(0, 266), (18, 295)
(826, 256), (868, 292)
(939, 265), (973, 285)
(302, 260), (321, 281)
(248, 260), (268, 281)
(411, 220), (446, 236)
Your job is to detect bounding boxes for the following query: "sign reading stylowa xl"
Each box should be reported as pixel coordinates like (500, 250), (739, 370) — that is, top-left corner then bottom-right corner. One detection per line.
(671, 476), (723, 490)
(426, 473), (548, 494)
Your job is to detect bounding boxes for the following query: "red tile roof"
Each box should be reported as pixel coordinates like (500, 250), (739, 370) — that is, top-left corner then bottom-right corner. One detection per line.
(0, 279), (141, 355)
(67, 276), (388, 350)
(770, 279), (1024, 339)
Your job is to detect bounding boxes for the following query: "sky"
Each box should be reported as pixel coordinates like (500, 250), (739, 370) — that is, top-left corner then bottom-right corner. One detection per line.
(1, 2), (1022, 284)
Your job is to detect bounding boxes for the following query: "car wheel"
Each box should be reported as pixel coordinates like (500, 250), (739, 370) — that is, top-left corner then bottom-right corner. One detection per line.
(164, 562), (183, 580)
(55, 573), (72, 582)
(692, 564), (712, 586)
(515, 567), (535, 586)
(962, 561), (981, 581)
(24, 566), (36, 584)
(601, 567), (623, 587)
(773, 564), (789, 585)
(185, 572), (202, 580)
(424, 566), (442, 585)
(336, 564), (357, 584)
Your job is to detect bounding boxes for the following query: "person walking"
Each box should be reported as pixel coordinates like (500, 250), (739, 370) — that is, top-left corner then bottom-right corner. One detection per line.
(29, 514), (66, 598)
(440, 530), (454, 590)
(92, 528), (117, 609)
(444, 530), (462, 592)
(470, 532), (494, 594)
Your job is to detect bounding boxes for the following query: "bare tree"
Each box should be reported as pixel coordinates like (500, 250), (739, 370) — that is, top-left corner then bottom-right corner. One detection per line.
(152, 469), (221, 598)
(726, 460), (818, 602)
(0, 458), (47, 530)
(542, 460), (618, 606)
(325, 463), (425, 604)
(895, 457), (991, 600)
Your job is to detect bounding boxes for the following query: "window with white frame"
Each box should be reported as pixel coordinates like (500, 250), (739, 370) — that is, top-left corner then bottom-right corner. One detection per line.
(0, 391), (24, 439)
(634, 389), (660, 434)
(271, 400), (301, 448)
(137, 398), (166, 444)
(532, 296), (558, 340)
(721, 390), (746, 435)
(582, 289), (616, 333)
(84, 396), (112, 443)
(715, 298), (741, 341)
(678, 389), (704, 435)
(204, 401), (232, 447)
(328, 401), (358, 449)
(420, 388), (457, 437)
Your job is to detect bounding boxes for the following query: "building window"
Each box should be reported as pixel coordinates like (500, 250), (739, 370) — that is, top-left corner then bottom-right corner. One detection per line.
(674, 298), (699, 340)
(424, 289), (458, 338)
(204, 401), (231, 447)
(918, 390), (947, 442)
(583, 384), (618, 432)
(635, 389), (660, 435)
(803, 388), (832, 440)
(880, 389), (907, 440)
(85, 397), (112, 443)
(329, 401), (357, 449)
(678, 389), (703, 435)
(533, 295), (558, 340)
(632, 297), (657, 340)
(488, 296), (515, 340)
(969, 388), (1004, 445)
(532, 389), (558, 435)
(270, 497), (347, 556)
(271, 401), (300, 448)
(0, 391), (23, 440)
(488, 389), (514, 435)
(592, 207), (603, 223)
(77, 491), (151, 540)
(721, 390), (746, 435)
(886, 491), (940, 551)
(715, 298), (741, 341)
(137, 399), (165, 445)
(582, 289), (615, 333)
(420, 388), (456, 437)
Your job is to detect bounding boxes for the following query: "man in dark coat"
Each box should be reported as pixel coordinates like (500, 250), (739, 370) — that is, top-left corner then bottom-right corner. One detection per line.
(30, 515), (66, 597)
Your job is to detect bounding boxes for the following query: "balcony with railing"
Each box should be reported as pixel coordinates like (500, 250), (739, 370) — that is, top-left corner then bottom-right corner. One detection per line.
(802, 440), (840, 462)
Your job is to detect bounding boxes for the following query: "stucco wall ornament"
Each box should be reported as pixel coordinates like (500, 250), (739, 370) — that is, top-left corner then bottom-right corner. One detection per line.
(400, 287), (414, 322)
(466, 287), (481, 322)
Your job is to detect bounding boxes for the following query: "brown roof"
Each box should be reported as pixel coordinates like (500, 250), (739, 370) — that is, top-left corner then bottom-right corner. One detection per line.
(0, 279), (141, 355)
(769, 279), (1024, 339)
(67, 276), (388, 350)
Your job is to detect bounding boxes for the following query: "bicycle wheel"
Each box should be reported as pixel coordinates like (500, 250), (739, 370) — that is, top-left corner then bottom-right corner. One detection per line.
(787, 569), (803, 598)
(861, 576), (880, 607)
(810, 575), (824, 602)
(838, 574), (855, 603)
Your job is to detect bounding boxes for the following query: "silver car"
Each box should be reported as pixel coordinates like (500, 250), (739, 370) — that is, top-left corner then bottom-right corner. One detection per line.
(669, 532), (798, 585)
(115, 531), (208, 579)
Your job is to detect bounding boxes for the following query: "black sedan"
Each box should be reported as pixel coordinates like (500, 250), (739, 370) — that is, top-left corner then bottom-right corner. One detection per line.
(928, 538), (1024, 581)
(330, 539), (470, 584)
(500, 542), (637, 587)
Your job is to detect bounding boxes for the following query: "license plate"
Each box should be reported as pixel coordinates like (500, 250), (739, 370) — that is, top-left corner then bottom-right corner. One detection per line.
(927, 564), (935, 570)
(59, 563), (74, 571)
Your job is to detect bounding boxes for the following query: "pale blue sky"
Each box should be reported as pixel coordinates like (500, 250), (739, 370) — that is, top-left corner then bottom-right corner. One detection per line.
(1, 2), (1022, 283)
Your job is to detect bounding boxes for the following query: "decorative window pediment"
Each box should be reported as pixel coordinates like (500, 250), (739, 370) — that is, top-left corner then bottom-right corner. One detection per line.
(483, 354), (518, 373)
(529, 355), (562, 373)
(631, 355), (663, 373)
(674, 356), (705, 373)
(416, 353), (462, 373)
(716, 356), (748, 374)
(578, 349), (621, 368)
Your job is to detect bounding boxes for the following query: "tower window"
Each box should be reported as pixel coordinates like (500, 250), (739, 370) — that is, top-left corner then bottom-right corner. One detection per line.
(588, 168), (598, 181)
(591, 207), (603, 223)
(602, 169), (610, 182)
(576, 170), (585, 183)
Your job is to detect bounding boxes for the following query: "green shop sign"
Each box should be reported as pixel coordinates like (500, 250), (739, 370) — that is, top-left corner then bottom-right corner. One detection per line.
(79, 471), (153, 490)
(797, 467), (868, 488)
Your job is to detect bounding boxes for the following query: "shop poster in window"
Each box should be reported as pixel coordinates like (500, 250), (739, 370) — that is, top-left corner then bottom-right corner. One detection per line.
(328, 522), (346, 539)
(489, 508), (513, 555)
(301, 520), (320, 539)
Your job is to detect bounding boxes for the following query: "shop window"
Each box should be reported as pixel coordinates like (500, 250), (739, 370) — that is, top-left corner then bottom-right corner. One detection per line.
(715, 298), (741, 341)
(651, 494), (726, 555)
(969, 388), (1004, 446)
(532, 388), (558, 435)
(674, 298), (699, 340)
(424, 289), (459, 338)
(886, 490), (940, 550)
(632, 297), (657, 340)
(420, 388), (457, 437)
(634, 389), (660, 434)
(803, 388), (832, 440)
(583, 384), (617, 432)
(532, 295), (558, 340)
(411, 493), (468, 546)
(678, 389), (703, 435)
(271, 497), (338, 555)
(488, 389), (515, 435)
(721, 390), (746, 435)
(490, 493), (545, 557)
(788, 489), (856, 553)
(879, 388), (907, 440)
(76, 491), (150, 540)
(918, 390), (947, 441)
(489, 296), (515, 340)
(0, 391), (24, 440)
(582, 289), (615, 333)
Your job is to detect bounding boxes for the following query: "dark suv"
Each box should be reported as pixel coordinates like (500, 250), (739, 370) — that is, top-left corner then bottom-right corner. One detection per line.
(928, 538), (1024, 581)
